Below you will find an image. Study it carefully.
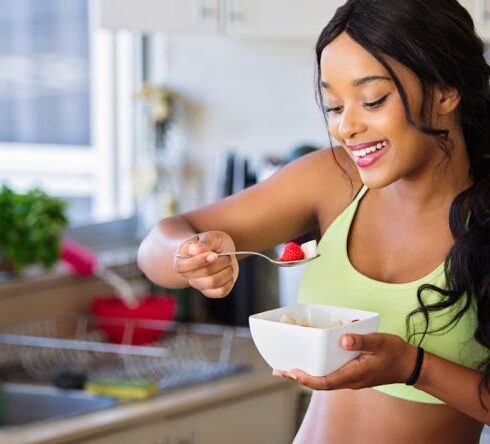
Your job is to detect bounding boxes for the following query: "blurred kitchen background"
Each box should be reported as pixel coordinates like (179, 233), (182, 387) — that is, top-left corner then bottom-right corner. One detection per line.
(0, 0), (335, 327)
(0, 0), (489, 443)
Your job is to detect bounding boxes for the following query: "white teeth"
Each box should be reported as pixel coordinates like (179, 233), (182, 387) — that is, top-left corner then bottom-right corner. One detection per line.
(352, 141), (388, 158)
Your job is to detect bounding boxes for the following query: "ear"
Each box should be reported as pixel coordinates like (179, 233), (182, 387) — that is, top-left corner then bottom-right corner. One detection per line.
(434, 84), (460, 115)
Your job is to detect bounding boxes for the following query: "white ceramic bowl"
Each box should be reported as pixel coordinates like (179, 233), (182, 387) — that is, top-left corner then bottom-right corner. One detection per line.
(249, 303), (380, 376)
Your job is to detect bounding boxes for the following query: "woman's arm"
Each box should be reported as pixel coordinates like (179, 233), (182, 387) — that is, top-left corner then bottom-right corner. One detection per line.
(137, 147), (360, 290)
(279, 333), (490, 425)
(137, 215), (200, 289)
(416, 349), (490, 424)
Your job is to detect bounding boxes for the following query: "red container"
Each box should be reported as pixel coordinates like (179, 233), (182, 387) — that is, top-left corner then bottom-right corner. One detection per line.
(91, 295), (177, 345)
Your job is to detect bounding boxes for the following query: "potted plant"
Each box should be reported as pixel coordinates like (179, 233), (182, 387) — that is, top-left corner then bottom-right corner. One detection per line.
(137, 84), (177, 149)
(0, 186), (68, 276)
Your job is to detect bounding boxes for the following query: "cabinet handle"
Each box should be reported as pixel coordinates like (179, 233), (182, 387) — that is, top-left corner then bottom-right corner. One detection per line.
(176, 431), (197, 444)
(227, 0), (244, 23)
(199, 0), (217, 19)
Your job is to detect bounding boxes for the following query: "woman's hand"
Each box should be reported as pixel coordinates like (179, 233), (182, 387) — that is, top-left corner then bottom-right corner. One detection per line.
(173, 231), (239, 298)
(274, 333), (418, 390)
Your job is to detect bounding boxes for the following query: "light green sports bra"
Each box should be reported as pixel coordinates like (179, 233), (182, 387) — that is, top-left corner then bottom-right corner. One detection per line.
(298, 185), (487, 403)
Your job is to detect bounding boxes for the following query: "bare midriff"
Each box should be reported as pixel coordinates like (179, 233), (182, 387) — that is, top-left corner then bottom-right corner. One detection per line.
(293, 389), (483, 444)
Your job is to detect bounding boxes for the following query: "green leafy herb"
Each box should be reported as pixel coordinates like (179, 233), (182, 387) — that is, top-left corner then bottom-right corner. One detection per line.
(0, 186), (68, 273)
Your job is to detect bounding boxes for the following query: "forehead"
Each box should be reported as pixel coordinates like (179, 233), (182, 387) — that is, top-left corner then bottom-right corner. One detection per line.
(320, 32), (386, 74)
(320, 32), (389, 87)
(320, 31), (425, 96)
(320, 32), (398, 90)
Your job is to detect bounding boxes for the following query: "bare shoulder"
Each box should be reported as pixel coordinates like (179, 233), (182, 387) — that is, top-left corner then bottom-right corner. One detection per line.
(182, 145), (362, 251)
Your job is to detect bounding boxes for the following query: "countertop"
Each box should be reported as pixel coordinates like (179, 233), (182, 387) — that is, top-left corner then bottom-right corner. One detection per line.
(0, 336), (295, 444)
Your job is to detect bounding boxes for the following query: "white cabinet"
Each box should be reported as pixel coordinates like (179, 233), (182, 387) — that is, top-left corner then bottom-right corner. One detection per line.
(93, 0), (342, 39)
(93, 0), (490, 41)
(158, 387), (297, 444)
(220, 0), (340, 39)
(76, 386), (298, 444)
(93, 0), (221, 34)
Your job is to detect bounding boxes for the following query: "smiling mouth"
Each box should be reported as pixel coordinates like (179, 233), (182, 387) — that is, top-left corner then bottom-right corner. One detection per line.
(351, 140), (388, 159)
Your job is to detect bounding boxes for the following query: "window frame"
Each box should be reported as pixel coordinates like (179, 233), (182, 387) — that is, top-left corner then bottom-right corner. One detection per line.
(0, 1), (142, 225)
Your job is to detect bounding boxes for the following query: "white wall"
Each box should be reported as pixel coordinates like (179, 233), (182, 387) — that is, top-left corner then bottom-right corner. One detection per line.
(147, 34), (330, 204)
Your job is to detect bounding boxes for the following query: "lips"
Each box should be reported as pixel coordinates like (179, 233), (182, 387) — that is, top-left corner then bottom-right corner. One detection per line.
(346, 140), (387, 151)
(354, 143), (389, 168)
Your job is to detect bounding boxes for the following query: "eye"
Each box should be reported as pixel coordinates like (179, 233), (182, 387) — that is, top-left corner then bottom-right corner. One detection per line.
(324, 105), (343, 115)
(364, 94), (389, 109)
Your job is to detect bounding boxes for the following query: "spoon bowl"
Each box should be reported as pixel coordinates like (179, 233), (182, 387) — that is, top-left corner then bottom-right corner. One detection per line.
(174, 251), (320, 267)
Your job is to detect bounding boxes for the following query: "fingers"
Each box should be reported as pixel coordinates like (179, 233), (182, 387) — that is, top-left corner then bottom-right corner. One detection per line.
(201, 276), (236, 299)
(188, 264), (235, 291)
(272, 334), (405, 391)
(279, 334), (383, 390)
(175, 254), (236, 298)
(181, 232), (225, 257)
(174, 251), (230, 275)
(174, 231), (238, 298)
(341, 333), (383, 353)
(304, 360), (365, 390)
(276, 359), (365, 391)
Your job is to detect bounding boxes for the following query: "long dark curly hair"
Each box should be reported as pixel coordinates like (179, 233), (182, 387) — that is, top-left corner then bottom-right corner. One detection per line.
(315, 0), (490, 405)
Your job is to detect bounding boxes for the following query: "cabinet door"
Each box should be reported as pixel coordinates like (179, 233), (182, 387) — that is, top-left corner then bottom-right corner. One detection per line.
(223, 0), (343, 40)
(154, 387), (298, 444)
(76, 422), (160, 444)
(93, 0), (220, 33)
(75, 386), (298, 444)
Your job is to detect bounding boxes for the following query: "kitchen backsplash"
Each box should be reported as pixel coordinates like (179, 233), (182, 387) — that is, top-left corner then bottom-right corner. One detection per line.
(146, 34), (331, 205)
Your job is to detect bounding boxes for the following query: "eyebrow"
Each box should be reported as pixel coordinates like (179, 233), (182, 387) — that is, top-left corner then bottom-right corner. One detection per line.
(321, 75), (392, 89)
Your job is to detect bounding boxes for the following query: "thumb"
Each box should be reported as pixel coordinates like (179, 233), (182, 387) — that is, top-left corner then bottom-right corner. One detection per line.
(187, 232), (223, 256)
(340, 333), (382, 352)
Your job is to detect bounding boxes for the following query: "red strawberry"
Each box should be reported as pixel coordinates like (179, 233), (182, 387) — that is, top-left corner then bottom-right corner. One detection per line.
(279, 242), (305, 261)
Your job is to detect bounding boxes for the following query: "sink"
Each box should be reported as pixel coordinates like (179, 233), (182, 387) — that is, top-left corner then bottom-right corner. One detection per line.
(0, 383), (116, 429)
(0, 321), (250, 430)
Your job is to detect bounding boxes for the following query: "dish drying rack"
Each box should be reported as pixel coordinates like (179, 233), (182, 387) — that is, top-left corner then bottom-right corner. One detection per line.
(0, 315), (249, 391)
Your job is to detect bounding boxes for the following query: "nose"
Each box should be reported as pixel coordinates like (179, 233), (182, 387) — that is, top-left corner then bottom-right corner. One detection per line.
(337, 105), (366, 141)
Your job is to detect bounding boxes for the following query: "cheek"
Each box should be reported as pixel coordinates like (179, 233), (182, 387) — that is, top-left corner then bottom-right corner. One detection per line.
(378, 100), (408, 135)
(326, 116), (341, 141)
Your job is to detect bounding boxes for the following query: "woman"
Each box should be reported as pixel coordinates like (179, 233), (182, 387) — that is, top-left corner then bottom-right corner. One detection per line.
(138, 0), (490, 442)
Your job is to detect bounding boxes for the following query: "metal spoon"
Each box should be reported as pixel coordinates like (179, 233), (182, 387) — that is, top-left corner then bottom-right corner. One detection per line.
(174, 251), (320, 267)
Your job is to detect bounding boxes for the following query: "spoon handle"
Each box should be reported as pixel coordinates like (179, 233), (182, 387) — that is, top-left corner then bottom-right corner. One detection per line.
(174, 251), (262, 259)
(217, 251), (272, 261)
(174, 251), (320, 267)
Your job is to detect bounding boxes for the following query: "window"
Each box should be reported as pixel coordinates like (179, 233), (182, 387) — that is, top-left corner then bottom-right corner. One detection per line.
(0, 0), (141, 226)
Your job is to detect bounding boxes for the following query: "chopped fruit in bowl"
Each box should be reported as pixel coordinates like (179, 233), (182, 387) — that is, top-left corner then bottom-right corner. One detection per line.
(279, 312), (358, 329)
(249, 303), (380, 376)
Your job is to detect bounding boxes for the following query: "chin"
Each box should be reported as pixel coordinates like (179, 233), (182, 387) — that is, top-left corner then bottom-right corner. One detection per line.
(359, 172), (393, 189)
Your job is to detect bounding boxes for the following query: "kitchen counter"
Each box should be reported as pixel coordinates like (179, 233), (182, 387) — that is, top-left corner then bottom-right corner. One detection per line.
(0, 337), (300, 444)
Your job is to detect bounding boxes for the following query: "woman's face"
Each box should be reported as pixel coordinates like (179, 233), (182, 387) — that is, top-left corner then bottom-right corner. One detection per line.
(320, 32), (447, 189)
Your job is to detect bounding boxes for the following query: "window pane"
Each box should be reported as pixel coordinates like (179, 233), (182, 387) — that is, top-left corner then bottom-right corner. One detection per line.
(0, 0), (91, 145)
(64, 196), (93, 226)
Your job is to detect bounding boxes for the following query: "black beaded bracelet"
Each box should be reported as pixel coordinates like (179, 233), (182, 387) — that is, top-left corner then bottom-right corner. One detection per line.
(405, 346), (425, 386)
